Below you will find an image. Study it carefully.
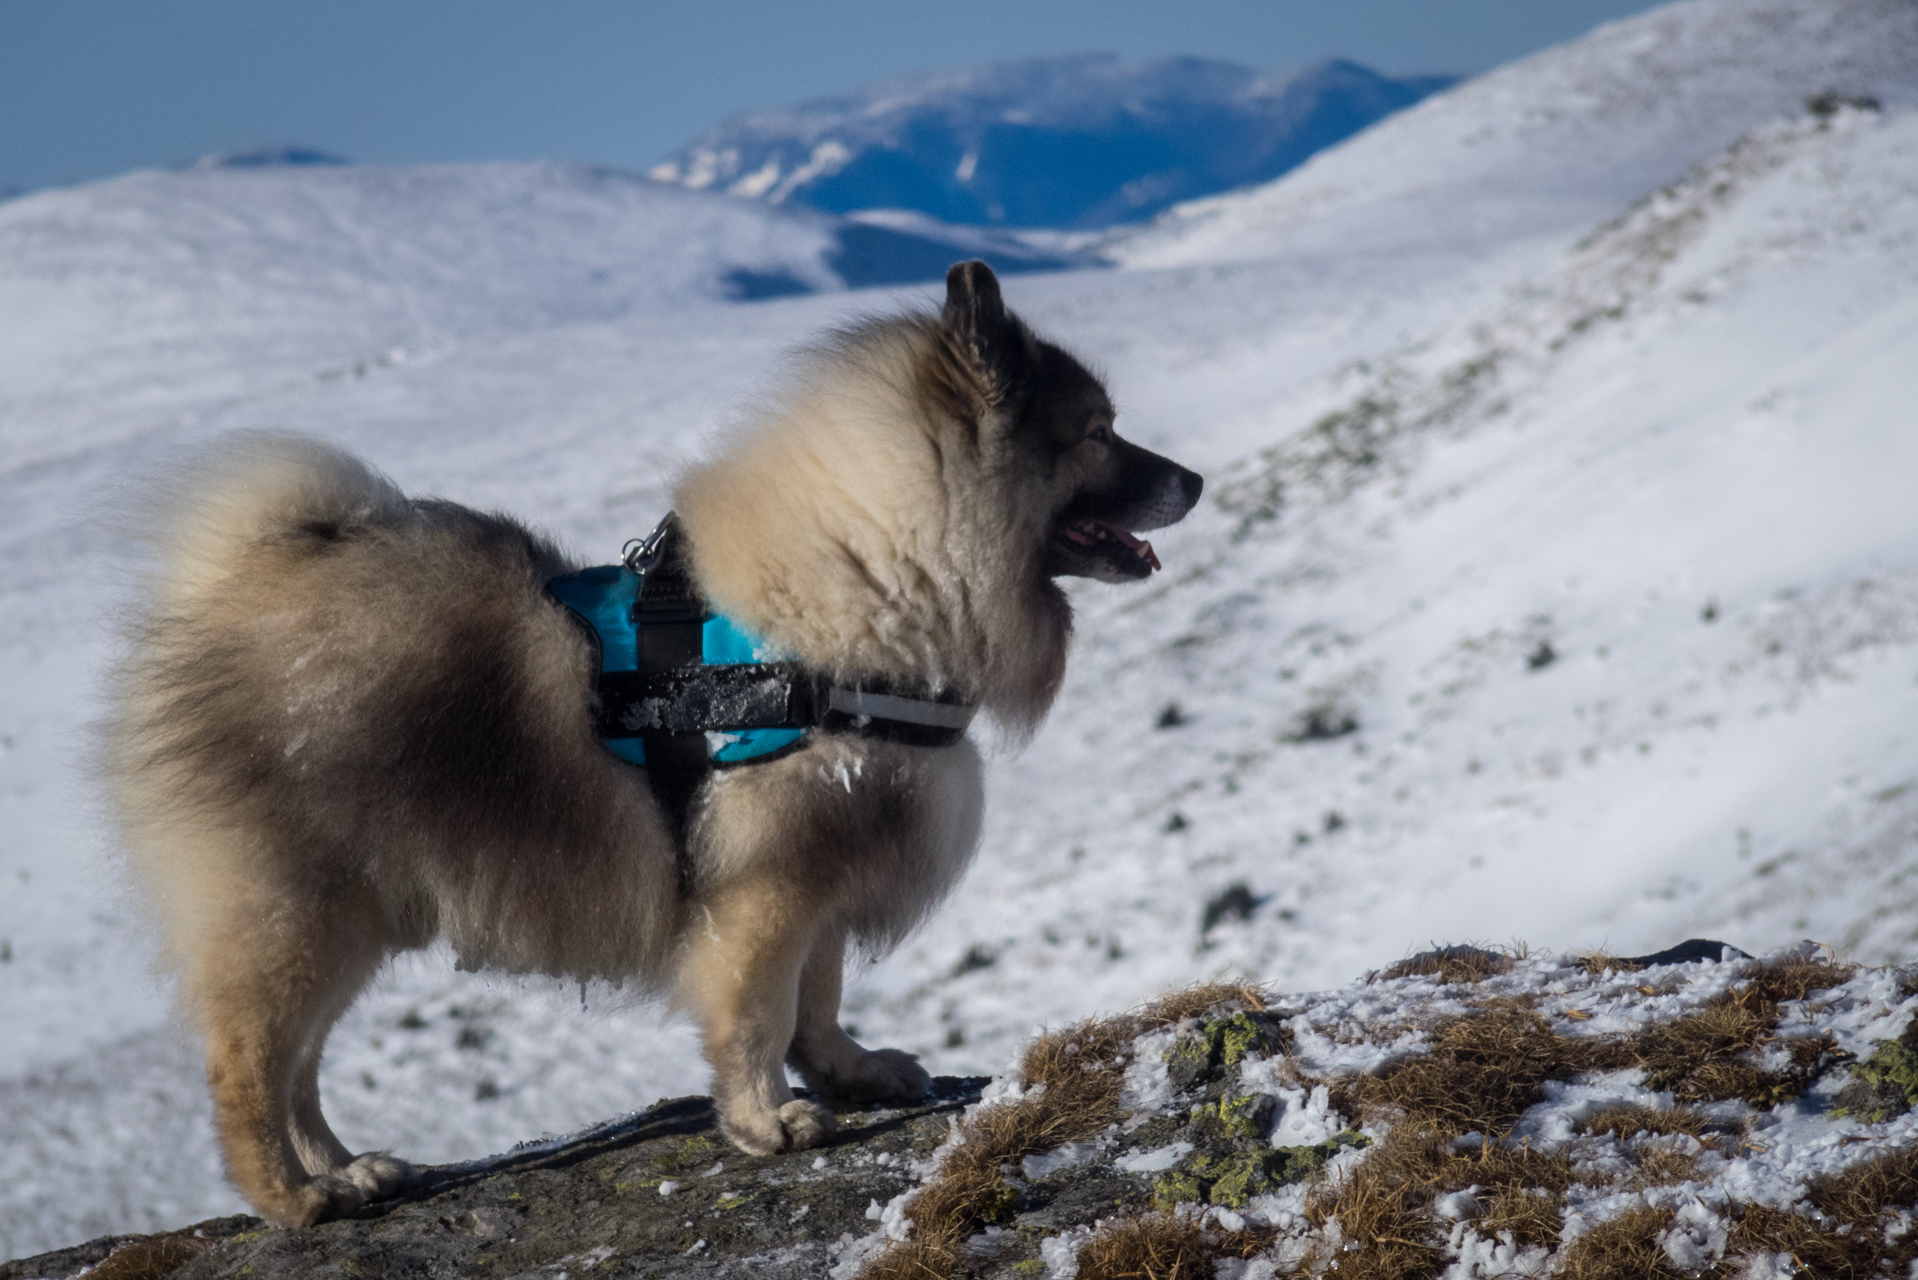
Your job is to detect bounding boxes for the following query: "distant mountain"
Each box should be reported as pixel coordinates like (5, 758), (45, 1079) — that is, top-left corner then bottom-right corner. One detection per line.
(189, 146), (351, 170)
(649, 54), (1457, 228)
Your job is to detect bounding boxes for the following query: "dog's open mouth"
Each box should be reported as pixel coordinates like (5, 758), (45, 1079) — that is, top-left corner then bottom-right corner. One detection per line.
(1054, 517), (1161, 579)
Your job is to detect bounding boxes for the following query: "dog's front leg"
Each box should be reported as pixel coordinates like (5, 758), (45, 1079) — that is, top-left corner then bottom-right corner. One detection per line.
(678, 878), (837, 1155)
(787, 931), (930, 1104)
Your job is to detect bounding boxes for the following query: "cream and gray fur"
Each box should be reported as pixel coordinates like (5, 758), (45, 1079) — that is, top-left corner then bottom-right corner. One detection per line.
(106, 262), (1202, 1227)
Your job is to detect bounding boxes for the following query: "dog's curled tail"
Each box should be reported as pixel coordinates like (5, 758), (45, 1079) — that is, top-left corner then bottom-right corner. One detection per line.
(138, 432), (409, 613)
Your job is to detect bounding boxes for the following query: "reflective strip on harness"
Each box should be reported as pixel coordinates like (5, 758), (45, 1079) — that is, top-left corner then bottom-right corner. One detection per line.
(827, 686), (976, 731)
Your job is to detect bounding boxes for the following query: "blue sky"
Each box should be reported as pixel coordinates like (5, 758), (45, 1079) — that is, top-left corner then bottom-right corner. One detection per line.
(1, 0), (1667, 192)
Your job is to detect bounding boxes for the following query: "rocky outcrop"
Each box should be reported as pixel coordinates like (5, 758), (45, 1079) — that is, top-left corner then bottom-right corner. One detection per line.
(2, 1082), (981, 1280)
(14, 943), (1918, 1280)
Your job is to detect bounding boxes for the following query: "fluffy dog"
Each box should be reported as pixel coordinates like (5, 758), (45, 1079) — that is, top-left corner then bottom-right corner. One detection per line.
(107, 261), (1202, 1226)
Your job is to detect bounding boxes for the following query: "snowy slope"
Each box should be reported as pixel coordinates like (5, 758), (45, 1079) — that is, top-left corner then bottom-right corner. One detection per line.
(854, 98), (1918, 1076)
(1116, 0), (1918, 271)
(0, 160), (1071, 467)
(4, 0), (1918, 1260)
(650, 55), (1454, 227)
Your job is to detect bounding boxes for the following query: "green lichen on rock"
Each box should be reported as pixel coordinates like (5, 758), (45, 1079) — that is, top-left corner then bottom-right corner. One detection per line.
(1167, 1010), (1282, 1094)
(1211, 1089), (1279, 1141)
(1166, 1037), (1213, 1091)
(1152, 1135), (1364, 1210)
(1834, 1025), (1918, 1122)
(1152, 1170), (1209, 1210)
(1206, 1012), (1269, 1069)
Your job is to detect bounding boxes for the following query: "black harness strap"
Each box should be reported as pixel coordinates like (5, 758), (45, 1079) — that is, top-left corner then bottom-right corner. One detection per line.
(630, 516), (711, 887)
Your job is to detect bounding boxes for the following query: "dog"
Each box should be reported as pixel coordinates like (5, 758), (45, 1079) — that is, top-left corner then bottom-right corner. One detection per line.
(106, 261), (1202, 1227)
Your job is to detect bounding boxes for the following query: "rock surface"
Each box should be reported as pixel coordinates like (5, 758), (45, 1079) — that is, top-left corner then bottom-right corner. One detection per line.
(1, 1082), (984, 1280)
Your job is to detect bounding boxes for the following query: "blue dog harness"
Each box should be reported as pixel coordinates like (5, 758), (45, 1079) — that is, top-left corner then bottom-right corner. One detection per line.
(546, 514), (977, 876)
(546, 563), (805, 767)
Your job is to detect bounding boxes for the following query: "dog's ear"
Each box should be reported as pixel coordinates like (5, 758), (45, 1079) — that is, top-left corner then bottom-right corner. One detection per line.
(943, 260), (1012, 374)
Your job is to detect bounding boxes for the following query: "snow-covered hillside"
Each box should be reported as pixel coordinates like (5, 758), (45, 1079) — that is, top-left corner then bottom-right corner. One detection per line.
(0, 160), (1070, 463)
(650, 55), (1454, 228)
(1115, 0), (1918, 270)
(3, 0), (1917, 1260)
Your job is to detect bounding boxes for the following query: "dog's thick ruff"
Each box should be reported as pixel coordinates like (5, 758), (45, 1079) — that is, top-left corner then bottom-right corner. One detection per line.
(106, 261), (1202, 1227)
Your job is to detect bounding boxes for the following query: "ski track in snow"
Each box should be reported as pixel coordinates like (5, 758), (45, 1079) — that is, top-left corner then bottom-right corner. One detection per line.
(4, 0), (1918, 1258)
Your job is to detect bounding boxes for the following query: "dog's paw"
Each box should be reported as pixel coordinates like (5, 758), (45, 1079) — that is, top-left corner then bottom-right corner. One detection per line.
(815, 1047), (931, 1105)
(268, 1157), (411, 1227)
(721, 1099), (837, 1156)
(278, 1173), (370, 1227)
(342, 1153), (413, 1200)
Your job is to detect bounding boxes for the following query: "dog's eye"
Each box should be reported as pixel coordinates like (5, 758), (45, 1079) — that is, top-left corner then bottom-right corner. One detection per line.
(1087, 422), (1113, 444)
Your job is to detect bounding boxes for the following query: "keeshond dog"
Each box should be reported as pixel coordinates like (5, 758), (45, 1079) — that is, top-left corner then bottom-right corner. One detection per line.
(107, 261), (1202, 1227)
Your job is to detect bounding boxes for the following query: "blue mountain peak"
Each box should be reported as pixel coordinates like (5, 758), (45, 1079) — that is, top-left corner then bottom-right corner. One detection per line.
(651, 54), (1457, 228)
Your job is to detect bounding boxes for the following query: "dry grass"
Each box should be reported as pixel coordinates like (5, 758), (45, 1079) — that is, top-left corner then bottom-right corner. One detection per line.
(1721, 1147), (1918, 1278)
(1477, 1184), (1565, 1247)
(1379, 945), (1513, 985)
(865, 958), (1869, 1280)
(1142, 981), (1268, 1025)
(1073, 1211), (1281, 1280)
(864, 1015), (1139, 1280)
(1576, 951), (1643, 976)
(1304, 1160), (1444, 1280)
(83, 1235), (215, 1280)
(1630, 1143), (1703, 1188)
(1622, 956), (1852, 1107)
(862, 985), (1268, 1280)
(1073, 1213), (1211, 1280)
(1579, 1104), (1711, 1141)
(1300, 1119), (1575, 1277)
(1737, 955), (1855, 1004)
(1557, 1205), (1684, 1280)
(1356, 1009), (1614, 1134)
(1290, 957), (1862, 1276)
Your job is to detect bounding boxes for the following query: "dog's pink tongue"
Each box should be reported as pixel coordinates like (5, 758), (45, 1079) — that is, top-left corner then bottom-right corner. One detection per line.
(1105, 523), (1161, 572)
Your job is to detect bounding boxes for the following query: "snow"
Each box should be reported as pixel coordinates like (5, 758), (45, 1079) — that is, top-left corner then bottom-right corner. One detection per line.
(5, 0), (1918, 1260)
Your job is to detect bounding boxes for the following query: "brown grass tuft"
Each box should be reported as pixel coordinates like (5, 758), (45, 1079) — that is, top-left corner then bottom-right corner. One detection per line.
(1477, 1183), (1564, 1248)
(84, 1234), (216, 1280)
(1140, 982), (1267, 1026)
(1735, 954), (1856, 1005)
(1724, 1203), (1878, 1278)
(1302, 1118), (1574, 1276)
(1630, 1144), (1702, 1188)
(866, 1014), (1145, 1280)
(1721, 1147), (1918, 1278)
(866, 983), (1266, 1280)
(1576, 950), (1643, 976)
(1357, 1009), (1614, 1133)
(1380, 945), (1513, 985)
(1557, 1205), (1683, 1279)
(1305, 1160), (1444, 1280)
(1074, 1213), (1211, 1280)
(1620, 957), (1852, 1108)
(1579, 1104), (1711, 1140)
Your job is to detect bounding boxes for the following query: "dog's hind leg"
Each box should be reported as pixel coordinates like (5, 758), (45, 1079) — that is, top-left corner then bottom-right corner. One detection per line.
(195, 890), (403, 1226)
(678, 880), (837, 1156)
(286, 956), (414, 1203)
(786, 931), (929, 1104)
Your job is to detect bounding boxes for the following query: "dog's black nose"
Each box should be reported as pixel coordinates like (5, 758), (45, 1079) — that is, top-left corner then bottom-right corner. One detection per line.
(1180, 467), (1204, 506)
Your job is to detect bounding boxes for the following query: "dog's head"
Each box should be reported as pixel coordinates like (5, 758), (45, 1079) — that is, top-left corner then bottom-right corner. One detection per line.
(938, 261), (1203, 584)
